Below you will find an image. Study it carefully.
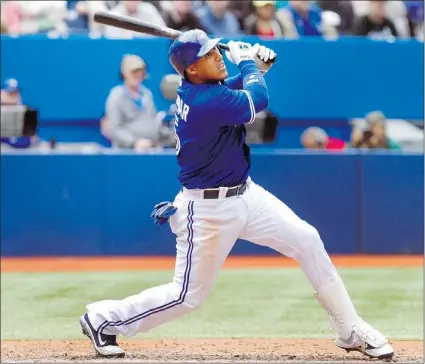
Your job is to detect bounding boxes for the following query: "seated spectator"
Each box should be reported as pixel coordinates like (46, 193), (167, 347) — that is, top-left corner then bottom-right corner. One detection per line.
(104, 0), (166, 38)
(2, 1), (68, 35)
(65, 1), (89, 32)
(301, 127), (346, 150)
(104, 54), (162, 151)
(196, 1), (242, 36)
(228, 0), (255, 29)
(353, 0), (411, 38)
(353, 0), (398, 40)
(351, 111), (401, 150)
(316, 0), (355, 35)
(65, 1), (109, 34)
(276, 0), (339, 39)
(162, 0), (205, 32)
(405, 0), (424, 41)
(1, 79), (37, 149)
(1, 79), (22, 106)
(1, 2), (7, 33)
(244, 1), (285, 38)
(386, 0), (411, 38)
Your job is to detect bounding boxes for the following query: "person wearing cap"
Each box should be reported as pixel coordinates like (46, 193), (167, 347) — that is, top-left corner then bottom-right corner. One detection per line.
(1, 79), (22, 106)
(244, 1), (285, 38)
(350, 111), (401, 150)
(104, 54), (162, 151)
(1, 78), (37, 149)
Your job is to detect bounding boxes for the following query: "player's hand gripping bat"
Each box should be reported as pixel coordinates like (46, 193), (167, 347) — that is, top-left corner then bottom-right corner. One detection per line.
(93, 11), (277, 73)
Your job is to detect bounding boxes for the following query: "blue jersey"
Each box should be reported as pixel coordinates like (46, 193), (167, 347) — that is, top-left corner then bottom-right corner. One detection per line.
(174, 60), (268, 189)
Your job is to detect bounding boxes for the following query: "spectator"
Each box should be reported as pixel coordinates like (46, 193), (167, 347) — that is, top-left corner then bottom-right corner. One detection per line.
(104, 0), (166, 38)
(162, 0), (205, 32)
(244, 1), (285, 38)
(353, 0), (398, 40)
(350, 111), (401, 150)
(386, 0), (410, 38)
(405, 0), (424, 40)
(301, 127), (346, 150)
(316, 0), (355, 35)
(104, 54), (162, 151)
(352, 0), (411, 38)
(196, 1), (242, 36)
(0, 78), (37, 149)
(65, 1), (108, 34)
(1, 21), (7, 34)
(276, 0), (339, 39)
(1, 79), (22, 106)
(228, 0), (255, 30)
(2, 1), (68, 35)
(1, 2), (8, 33)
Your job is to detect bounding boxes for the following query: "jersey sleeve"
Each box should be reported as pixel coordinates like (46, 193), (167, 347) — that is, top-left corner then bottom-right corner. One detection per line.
(222, 74), (243, 90)
(205, 61), (269, 126)
(206, 87), (257, 125)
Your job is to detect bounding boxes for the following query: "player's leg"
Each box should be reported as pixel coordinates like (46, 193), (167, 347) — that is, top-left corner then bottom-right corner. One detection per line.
(81, 192), (248, 357)
(239, 180), (394, 359)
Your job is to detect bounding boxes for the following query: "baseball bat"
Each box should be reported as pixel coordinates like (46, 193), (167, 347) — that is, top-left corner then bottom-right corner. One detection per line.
(93, 11), (276, 64)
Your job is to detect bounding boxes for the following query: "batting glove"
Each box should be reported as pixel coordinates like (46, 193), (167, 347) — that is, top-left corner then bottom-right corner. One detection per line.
(252, 43), (277, 64)
(225, 41), (255, 66)
(151, 201), (177, 226)
(252, 43), (277, 75)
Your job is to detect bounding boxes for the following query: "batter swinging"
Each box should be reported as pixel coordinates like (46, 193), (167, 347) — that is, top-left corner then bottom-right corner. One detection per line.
(80, 30), (394, 360)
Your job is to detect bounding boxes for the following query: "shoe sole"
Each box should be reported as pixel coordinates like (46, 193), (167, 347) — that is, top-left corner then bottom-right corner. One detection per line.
(80, 317), (125, 358)
(341, 346), (394, 359)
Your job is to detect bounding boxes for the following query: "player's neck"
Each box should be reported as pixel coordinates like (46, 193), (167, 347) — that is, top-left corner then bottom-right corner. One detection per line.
(186, 76), (219, 85)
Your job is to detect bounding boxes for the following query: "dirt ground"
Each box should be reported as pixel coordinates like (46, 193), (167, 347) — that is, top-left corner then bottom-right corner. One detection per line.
(2, 255), (423, 363)
(1, 339), (423, 363)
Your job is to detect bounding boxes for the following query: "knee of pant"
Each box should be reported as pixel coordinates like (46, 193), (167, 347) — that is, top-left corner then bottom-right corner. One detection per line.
(299, 225), (324, 250)
(181, 289), (209, 311)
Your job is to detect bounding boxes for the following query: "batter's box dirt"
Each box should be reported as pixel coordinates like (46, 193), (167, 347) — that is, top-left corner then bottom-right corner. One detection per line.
(1, 339), (423, 363)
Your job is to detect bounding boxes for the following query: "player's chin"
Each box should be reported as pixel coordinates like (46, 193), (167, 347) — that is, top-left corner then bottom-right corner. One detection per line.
(217, 68), (228, 81)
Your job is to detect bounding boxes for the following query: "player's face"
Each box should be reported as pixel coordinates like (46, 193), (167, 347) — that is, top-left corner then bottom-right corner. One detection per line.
(190, 47), (228, 83)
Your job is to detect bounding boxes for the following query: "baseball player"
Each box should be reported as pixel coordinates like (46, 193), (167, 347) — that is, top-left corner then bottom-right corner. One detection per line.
(80, 30), (394, 360)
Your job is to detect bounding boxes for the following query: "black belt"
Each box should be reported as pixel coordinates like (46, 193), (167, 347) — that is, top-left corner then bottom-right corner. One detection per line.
(203, 182), (247, 199)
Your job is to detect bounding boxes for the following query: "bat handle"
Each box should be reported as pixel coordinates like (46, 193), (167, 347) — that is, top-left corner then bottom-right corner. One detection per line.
(217, 42), (230, 51)
(217, 42), (277, 65)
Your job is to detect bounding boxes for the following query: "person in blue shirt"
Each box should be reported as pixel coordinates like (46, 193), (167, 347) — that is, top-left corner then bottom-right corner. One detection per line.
(196, 0), (242, 36)
(276, 0), (338, 38)
(80, 30), (394, 361)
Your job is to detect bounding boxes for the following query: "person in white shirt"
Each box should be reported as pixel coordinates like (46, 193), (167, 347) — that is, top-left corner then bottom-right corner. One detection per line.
(103, 0), (166, 39)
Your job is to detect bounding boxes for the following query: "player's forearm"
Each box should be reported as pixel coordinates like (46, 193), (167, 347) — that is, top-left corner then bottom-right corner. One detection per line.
(238, 60), (269, 112)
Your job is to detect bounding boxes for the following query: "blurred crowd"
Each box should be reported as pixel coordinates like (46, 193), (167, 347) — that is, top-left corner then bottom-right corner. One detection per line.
(1, 0), (424, 41)
(1, 0), (423, 153)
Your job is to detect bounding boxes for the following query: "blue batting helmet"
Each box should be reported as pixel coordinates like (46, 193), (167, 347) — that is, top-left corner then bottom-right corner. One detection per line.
(169, 29), (222, 76)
